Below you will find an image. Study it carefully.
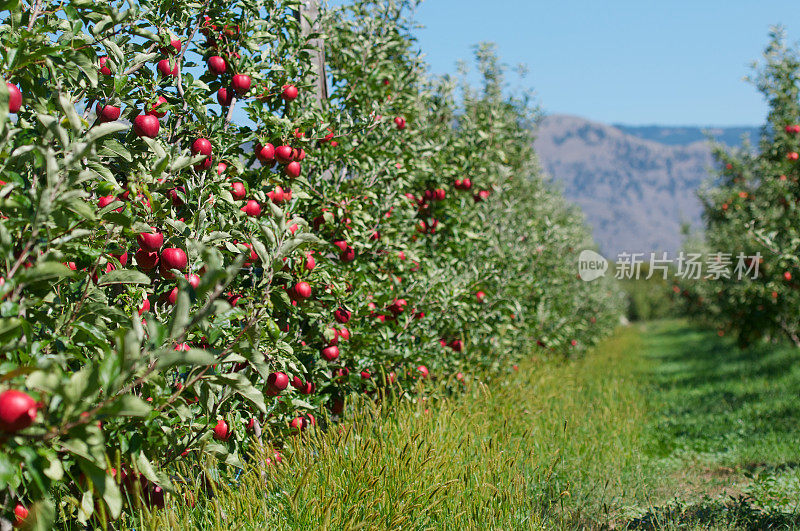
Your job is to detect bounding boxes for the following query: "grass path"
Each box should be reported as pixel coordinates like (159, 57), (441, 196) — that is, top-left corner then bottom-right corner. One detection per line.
(144, 320), (800, 530)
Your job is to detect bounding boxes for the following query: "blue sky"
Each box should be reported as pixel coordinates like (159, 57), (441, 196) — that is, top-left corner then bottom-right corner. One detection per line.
(412, 1), (799, 126)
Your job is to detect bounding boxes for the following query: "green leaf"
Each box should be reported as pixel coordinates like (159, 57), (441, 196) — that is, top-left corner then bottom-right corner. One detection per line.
(208, 373), (267, 414)
(18, 262), (74, 284)
(97, 269), (151, 286)
(100, 394), (151, 417)
(157, 348), (215, 369)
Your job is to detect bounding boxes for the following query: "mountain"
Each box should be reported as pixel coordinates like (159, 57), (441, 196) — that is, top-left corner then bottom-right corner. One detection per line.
(533, 115), (759, 257)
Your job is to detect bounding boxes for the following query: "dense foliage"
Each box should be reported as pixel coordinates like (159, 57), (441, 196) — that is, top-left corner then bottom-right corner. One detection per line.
(0, 0), (620, 526)
(677, 29), (800, 348)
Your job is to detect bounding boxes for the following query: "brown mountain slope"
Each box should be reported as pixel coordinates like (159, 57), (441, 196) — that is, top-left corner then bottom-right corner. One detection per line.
(534, 114), (754, 257)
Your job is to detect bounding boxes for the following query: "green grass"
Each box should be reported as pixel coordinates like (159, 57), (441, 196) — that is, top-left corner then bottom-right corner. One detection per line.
(135, 320), (800, 530)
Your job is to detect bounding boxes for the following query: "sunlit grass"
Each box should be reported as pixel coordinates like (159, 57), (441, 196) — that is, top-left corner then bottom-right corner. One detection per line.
(140, 326), (655, 529)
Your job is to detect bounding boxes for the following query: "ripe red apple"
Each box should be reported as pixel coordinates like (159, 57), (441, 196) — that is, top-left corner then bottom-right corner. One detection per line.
(133, 114), (160, 138)
(394, 116), (406, 130)
(162, 38), (182, 55)
(321, 345), (339, 361)
(137, 229), (163, 252)
(0, 390), (38, 432)
(169, 186), (185, 207)
(255, 143), (275, 164)
(788, 152), (799, 161)
(207, 55), (226, 76)
(192, 138), (212, 157)
(334, 307), (351, 323)
(241, 199), (261, 217)
(213, 418), (231, 440)
(14, 504), (28, 527)
(217, 87), (234, 106)
(417, 365), (429, 378)
(231, 182), (246, 200)
(147, 96), (168, 118)
(217, 162), (227, 175)
(305, 252), (316, 271)
(138, 298), (151, 315)
(99, 56), (112, 76)
(96, 102), (121, 123)
(784, 271), (792, 281)
(186, 273), (200, 289)
(389, 298), (407, 315)
(167, 287), (179, 305)
(293, 281), (312, 299)
(282, 84), (298, 101)
(275, 145), (293, 164)
(290, 416), (307, 432)
(232, 74), (251, 95)
(476, 291), (486, 303)
(338, 327), (350, 341)
(157, 59), (179, 77)
(450, 339), (463, 352)
(267, 372), (289, 393)
(97, 195), (123, 212)
(285, 161), (301, 178)
(433, 188), (446, 201)
(6, 83), (21, 114)
(135, 249), (159, 270)
(160, 247), (187, 279)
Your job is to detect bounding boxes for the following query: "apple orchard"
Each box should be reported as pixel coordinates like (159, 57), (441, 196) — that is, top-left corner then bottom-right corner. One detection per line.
(0, 0), (620, 526)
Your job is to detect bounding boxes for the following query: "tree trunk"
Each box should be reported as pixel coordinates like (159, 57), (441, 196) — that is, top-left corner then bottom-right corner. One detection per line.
(298, 0), (328, 107)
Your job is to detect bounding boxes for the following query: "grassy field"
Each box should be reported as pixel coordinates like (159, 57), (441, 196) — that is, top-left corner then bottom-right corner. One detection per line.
(134, 320), (800, 529)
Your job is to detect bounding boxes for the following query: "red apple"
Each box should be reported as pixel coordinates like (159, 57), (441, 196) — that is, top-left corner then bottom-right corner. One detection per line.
(137, 229), (163, 252)
(169, 186), (185, 207)
(192, 138), (212, 157)
(321, 345), (339, 361)
(255, 143), (275, 164)
(135, 249), (159, 270)
(417, 365), (429, 379)
(232, 74), (251, 95)
(231, 182), (246, 200)
(138, 298), (151, 315)
(784, 271), (792, 281)
(133, 114), (160, 138)
(162, 38), (182, 55)
(186, 273), (200, 289)
(304, 252), (316, 271)
(267, 372), (289, 393)
(147, 96), (168, 118)
(213, 418), (231, 440)
(275, 145), (293, 164)
(476, 291), (486, 303)
(6, 83), (21, 114)
(241, 199), (261, 217)
(97, 195), (123, 212)
(96, 102), (121, 122)
(14, 504), (28, 527)
(217, 87), (234, 106)
(394, 116), (406, 130)
(157, 59), (179, 77)
(0, 390), (38, 432)
(293, 281), (312, 299)
(450, 339), (463, 352)
(290, 416), (307, 432)
(433, 188), (446, 201)
(282, 84), (298, 101)
(160, 248), (187, 279)
(334, 307), (351, 323)
(98, 56), (112, 76)
(338, 327), (350, 341)
(285, 161), (301, 178)
(217, 162), (227, 175)
(207, 55), (226, 76)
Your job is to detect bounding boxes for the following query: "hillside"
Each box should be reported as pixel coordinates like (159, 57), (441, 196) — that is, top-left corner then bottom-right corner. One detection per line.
(534, 115), (758, 256)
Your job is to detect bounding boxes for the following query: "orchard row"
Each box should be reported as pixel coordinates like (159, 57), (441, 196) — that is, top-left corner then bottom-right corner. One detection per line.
(0, 0), (621, 527)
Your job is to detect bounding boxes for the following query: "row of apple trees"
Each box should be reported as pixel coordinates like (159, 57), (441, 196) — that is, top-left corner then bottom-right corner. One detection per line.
(0, 0), (621, 526)
(676, 29), (800, 348)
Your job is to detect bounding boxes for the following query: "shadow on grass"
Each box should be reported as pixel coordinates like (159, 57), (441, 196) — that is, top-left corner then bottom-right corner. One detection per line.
(639, 320), (800, 462)
(623, 496), (800, 530)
